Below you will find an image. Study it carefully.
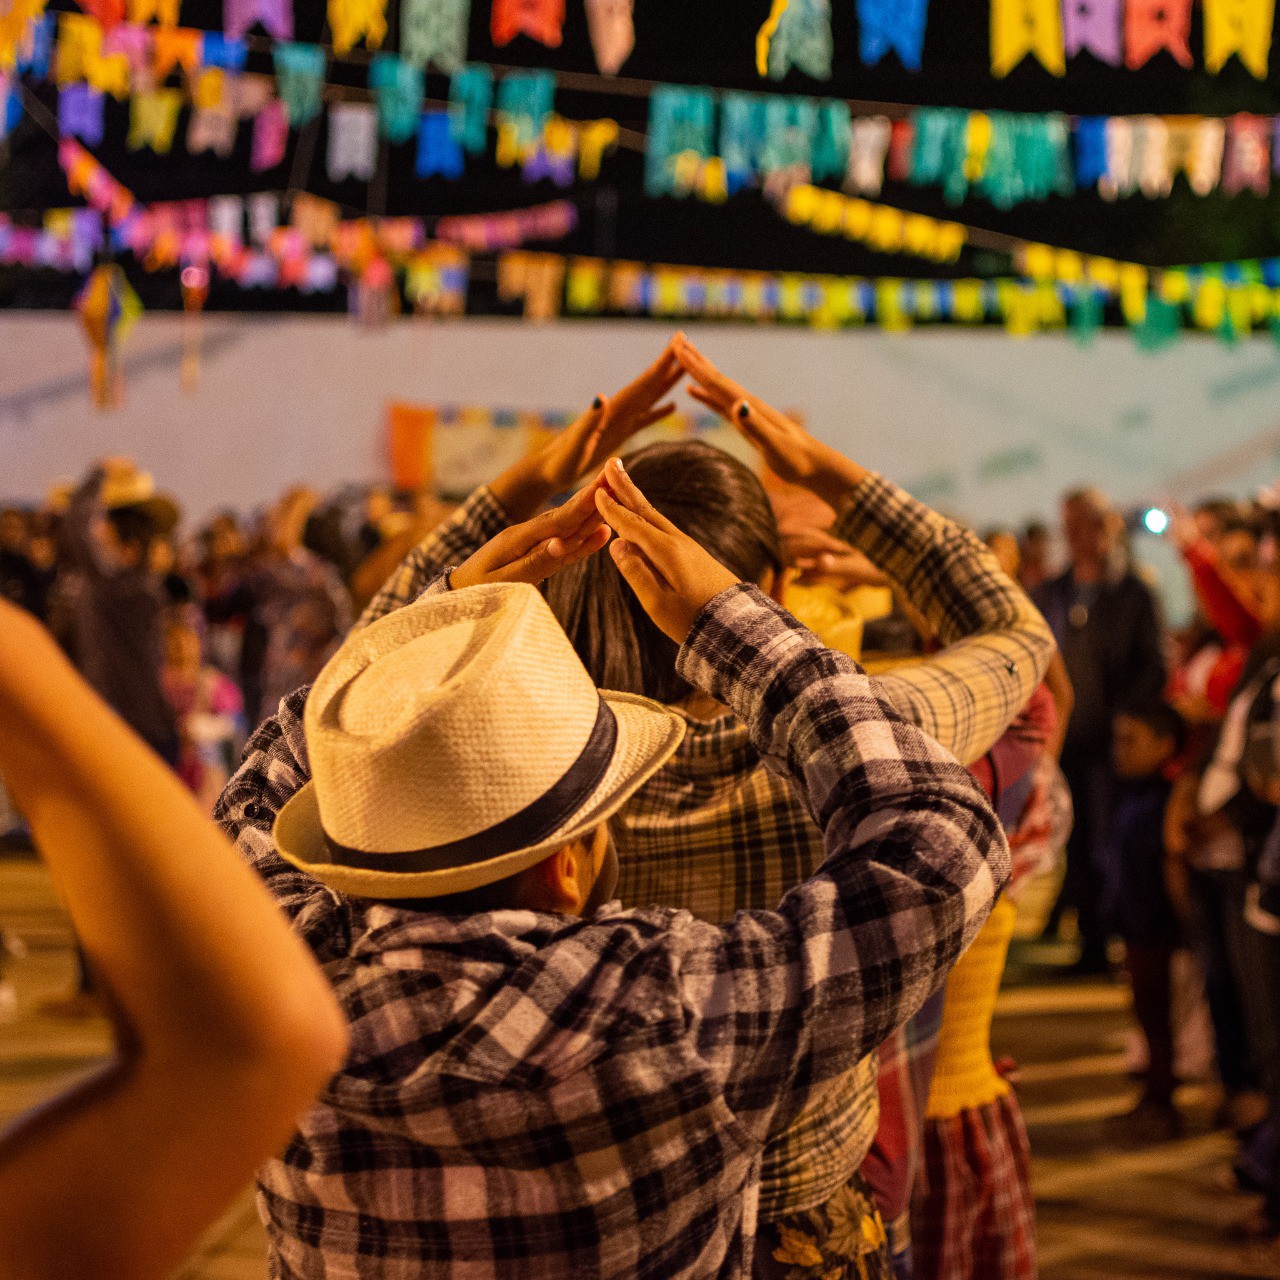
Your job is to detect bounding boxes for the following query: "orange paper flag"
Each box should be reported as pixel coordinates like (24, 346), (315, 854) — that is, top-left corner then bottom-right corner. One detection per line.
(387, 402), (436, 491)
(1125, 0), (1193, 68)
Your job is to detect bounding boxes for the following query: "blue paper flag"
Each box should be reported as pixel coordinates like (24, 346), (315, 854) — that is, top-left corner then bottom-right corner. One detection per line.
(201, 32), (249, 71)
(370, 54), (424, 143)
(448, 64), (493, 154)
(416, 109), (464, 177)
(645, 85), (716, 196)
(856, 0), (930, 72)
(17, 14), (54, 78)
(1, 81), (22, 141)
(1073, 116), (1108, 187)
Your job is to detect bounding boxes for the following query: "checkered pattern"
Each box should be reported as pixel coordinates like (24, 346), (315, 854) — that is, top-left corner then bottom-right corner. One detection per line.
(354, 471), (1052, 1225)
(218, 572), (1009, 1278)
(911, 1091), (1036, 1280)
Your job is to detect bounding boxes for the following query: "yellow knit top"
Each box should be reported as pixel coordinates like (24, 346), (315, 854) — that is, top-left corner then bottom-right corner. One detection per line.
(924, 895), (1017, 1120)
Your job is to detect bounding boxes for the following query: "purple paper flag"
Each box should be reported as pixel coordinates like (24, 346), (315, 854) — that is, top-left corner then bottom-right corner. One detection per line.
(58, 84), (106, 147)
(224, 0), (293, 42)
(1062, 0), (1123, 65)
(251, 99), (289, 171)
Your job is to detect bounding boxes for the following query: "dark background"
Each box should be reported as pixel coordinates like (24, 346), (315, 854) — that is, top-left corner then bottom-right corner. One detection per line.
(3, 0), (1280, 312)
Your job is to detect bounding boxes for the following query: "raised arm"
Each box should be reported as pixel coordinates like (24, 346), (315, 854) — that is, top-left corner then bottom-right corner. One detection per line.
(595, 459), (1007, 1137)
(0, 600), (348, 1280)
(359, 343), (682, 629)
(674, 335), (1054, 766)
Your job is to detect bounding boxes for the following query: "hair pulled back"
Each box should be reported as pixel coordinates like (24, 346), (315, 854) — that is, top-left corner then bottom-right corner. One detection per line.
(545, 439), (782, 704)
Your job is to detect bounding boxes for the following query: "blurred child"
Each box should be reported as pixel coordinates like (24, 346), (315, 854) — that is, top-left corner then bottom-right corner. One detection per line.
(1106, 700), (1188, 1137)
(162, 606), (245, 814)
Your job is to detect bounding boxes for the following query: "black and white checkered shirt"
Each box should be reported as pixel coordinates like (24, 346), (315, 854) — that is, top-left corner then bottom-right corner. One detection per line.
(218, 574), (1009, 1278)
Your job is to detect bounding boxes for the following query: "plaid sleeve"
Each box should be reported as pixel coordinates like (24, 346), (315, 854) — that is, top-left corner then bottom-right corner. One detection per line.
(670, 584), (1008, 1138)
(357, 486), (511, 630)
(214, 687), (352, 962)
(832, 473), (1055, 767)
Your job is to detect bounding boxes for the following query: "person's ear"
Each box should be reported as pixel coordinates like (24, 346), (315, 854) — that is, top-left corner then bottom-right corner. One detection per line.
(525, 843), (585, 914)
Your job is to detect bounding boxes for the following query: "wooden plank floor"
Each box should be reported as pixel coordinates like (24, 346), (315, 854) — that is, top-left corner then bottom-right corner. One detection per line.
(1, 851), (1276, 1280)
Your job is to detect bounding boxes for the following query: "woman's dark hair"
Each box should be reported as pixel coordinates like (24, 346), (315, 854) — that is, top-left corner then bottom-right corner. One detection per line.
(545, 440), (782, 705)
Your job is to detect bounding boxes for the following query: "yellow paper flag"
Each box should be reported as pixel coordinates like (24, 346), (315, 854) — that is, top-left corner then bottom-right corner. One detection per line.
(991, 0), (1066, 76)
(1203, 0), (1274, 78)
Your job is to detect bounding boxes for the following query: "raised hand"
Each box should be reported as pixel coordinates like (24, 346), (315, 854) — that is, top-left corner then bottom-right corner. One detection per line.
(451, 480), (612, 590)
(673, 335), (865, 510)
(780, 527), (888, 590)
(594, 457), (739, 643)
(535, 342), (683, 492)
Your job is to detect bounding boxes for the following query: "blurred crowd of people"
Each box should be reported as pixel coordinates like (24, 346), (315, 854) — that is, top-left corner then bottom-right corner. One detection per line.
(1, 358), (1279, 1273)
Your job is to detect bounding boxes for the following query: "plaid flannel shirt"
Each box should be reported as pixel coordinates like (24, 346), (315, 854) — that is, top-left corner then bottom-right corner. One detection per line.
(360, 472), (1052, 1221)
(219, 572), (1009, 1279)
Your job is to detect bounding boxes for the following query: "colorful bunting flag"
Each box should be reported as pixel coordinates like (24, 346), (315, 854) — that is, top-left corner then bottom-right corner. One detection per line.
(991, 0), (1066, 76)
(152, 26), (200, 79)
(127, 0), (179, 25)
(761, 93), (817, 179)
(246, 190), (278, 244)
(448, 63), (492, 154)
(1062, 0), (1122, 65)
(327, 100), (377, 180)
(1, 0), (48, 72)
(584, 0), (633, 74)
(855, 0), (929, 71)
(1203, 0), (1274, 78)
(370, 53), (423, 143)
(1125, 0), (1193, 68)
(846, 114), (892, 194)
(328, 0), (386, 53)
(811, 99), (850, 180)
(273, 42), (324, 126)
(199, 31), (246, 70)
(251, 97), (288, 169)
(58, 81), (104, 143)
(646, 84), (716, 195)
(127, 86), (181, 151)
(76, 263), (141, 409)
(491, 0), (564, 48)
(400, 0), (469, 71)
(0, 74), (20, 139)
(1223, 113), (1271, 195)
(758, 0), (832, 81)
(223, 0), (291, 41)
(416, 108), (464, 176)
(720, 92), (767, 191)
(494, 68), (555, 165)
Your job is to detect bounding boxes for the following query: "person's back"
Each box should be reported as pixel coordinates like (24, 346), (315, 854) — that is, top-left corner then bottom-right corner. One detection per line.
(220, 446), (1009, 1280)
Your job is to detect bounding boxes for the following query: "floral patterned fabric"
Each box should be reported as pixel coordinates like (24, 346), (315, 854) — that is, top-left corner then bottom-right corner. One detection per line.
(755, 1172), (893, 1280)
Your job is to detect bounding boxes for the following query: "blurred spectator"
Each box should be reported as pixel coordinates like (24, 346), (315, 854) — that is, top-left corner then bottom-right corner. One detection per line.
(162, 605), (246, 814)
(58, 461), (180, 766)
(1033, 488), (1166, 974)
(1018, 521), (1052, 593)
(241, 487), (352, 725)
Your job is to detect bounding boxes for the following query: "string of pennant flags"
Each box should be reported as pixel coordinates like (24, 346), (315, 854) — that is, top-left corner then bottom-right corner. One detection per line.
(7, 0), (1275, 85)
(4, 8), (1280, 211)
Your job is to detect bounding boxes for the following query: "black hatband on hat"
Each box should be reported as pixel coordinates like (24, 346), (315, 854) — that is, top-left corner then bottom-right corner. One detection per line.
(321, 699), (618, 872)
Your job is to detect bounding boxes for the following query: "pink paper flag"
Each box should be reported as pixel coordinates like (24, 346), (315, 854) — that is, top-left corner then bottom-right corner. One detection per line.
(251, 98), (288, 171)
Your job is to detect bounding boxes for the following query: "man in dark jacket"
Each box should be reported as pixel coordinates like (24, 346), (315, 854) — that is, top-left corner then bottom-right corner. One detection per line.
(1034, 487), (1166, 973)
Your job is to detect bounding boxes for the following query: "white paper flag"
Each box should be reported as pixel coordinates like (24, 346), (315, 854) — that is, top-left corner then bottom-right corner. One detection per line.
(328, 102), (379, 182)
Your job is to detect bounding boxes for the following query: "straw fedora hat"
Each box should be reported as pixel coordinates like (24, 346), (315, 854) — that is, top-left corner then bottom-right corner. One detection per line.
(274, 582), (686, 899)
